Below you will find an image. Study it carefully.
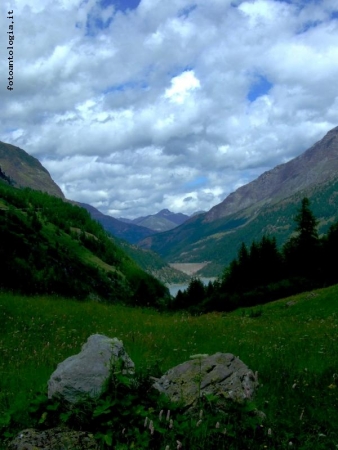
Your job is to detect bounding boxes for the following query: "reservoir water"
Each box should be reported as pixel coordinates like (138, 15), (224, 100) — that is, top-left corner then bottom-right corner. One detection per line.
(167, 278), (216, 297)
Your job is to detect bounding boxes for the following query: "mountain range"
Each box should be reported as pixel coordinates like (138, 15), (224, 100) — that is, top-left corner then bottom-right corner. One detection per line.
(119, 209), (190, 232)
(2, 126), (338, 280)
(78, 202), (156, 244)
(138, 126), (338, 275)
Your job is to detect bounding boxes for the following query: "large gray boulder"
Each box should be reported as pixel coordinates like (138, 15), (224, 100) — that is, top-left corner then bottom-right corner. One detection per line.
(7, 427), (99, 450)
(48, 334), (134, 404)
(153, 353), (258, 409)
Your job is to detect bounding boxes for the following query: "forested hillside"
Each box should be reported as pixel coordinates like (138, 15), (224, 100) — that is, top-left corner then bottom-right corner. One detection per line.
(139, 127), (338, 276)
(0, 181), (170, 307)
(141, 176), (338, 276)
(172, 198), (338, 313)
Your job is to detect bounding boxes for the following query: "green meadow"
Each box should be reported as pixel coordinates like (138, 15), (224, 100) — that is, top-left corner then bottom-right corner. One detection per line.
(1, 285), (338, 449)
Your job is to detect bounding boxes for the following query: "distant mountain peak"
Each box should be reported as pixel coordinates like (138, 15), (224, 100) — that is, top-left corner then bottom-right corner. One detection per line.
(119, 208), (190, 232)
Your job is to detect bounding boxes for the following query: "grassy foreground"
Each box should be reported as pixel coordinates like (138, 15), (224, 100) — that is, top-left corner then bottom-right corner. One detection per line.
(0, 286), (338, 449)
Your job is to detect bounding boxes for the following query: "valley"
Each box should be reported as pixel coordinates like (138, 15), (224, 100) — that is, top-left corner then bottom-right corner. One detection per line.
(1, 129), (338, 449)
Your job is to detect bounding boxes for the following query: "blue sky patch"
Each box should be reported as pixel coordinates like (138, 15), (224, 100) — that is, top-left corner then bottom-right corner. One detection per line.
(247, 75), (273, 102)
(184, 176), (208, 189)
(99, 0), (141, 13)
(167, 66), (194, 79)
(85, 0), (141, 35)
(178, 5), (197, 19)
(103, 80), (148, 94)
(297, 19), (322, 34)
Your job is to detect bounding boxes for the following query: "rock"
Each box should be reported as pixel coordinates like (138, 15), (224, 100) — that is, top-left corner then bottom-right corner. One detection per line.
(7, 427), (99, 450)
(286, 300), (297, 307)
(48, 334), (134, 404)
(153, 353), (258, 409)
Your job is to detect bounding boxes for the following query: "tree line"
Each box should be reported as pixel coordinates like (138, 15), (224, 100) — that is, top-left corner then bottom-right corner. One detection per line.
(172, 198), (338, 313)
(0, 183), (170, 306)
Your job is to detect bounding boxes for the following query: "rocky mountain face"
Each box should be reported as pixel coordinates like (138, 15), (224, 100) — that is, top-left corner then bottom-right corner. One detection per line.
(206, 126), (338, 222)
(0, 141), (64, 198)
(119, 209), (190, 232)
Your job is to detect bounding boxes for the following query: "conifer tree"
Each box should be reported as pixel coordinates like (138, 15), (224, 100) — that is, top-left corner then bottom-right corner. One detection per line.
(294, 197), (318, 247)
(283, 197), (319, 279)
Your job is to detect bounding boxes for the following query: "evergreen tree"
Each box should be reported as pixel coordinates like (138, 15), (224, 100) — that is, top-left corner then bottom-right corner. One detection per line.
(294, 197), (319, 246)
(283, 197), (319, 279)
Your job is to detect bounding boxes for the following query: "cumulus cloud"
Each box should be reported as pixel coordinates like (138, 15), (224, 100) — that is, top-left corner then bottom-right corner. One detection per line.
(1, 0), (338, 218)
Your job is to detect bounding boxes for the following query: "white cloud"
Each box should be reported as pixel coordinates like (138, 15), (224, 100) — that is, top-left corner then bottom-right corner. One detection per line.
(164, 70), (201, 104)
(1, 0), (338, 218)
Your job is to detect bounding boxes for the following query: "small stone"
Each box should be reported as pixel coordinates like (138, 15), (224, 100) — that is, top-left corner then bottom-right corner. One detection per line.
(7, 427), (99, 450)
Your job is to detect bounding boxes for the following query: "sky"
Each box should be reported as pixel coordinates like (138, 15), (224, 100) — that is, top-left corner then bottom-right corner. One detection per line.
(1, 0), (338, 219)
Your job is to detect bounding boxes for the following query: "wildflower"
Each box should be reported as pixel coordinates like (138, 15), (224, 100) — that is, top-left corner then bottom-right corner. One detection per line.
(292, 383), (297, 389)
(165, 446), (170, 450)
(268, 428), (272, 436)
(149, 420), (154, 433)
(328, 383), (336, 389)
(166, 410), (171, 421)
(215, 422), (220, 429)
(169, 419), (174, 429)
(223, 428), (227, 435)
(199, 409), (203, 420)
(177, 440), (182, 449)
(159, 410), (164, 421)
(196, 420), (202, 427)
(122, 428), (125, 435)
(300, 409), (304, 420)
(144, 417), (148, 427)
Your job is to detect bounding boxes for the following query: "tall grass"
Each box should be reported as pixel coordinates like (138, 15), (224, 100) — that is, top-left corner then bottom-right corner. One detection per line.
(1, 286), (338, 448)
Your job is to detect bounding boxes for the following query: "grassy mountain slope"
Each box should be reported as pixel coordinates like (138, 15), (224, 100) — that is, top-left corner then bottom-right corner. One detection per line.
(1, 284), (338, 448)
(112, 238), (190, 284)
(78, 203), (189, 283)
(0, 141), (64, 198)
(0, 182), (169, 306)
